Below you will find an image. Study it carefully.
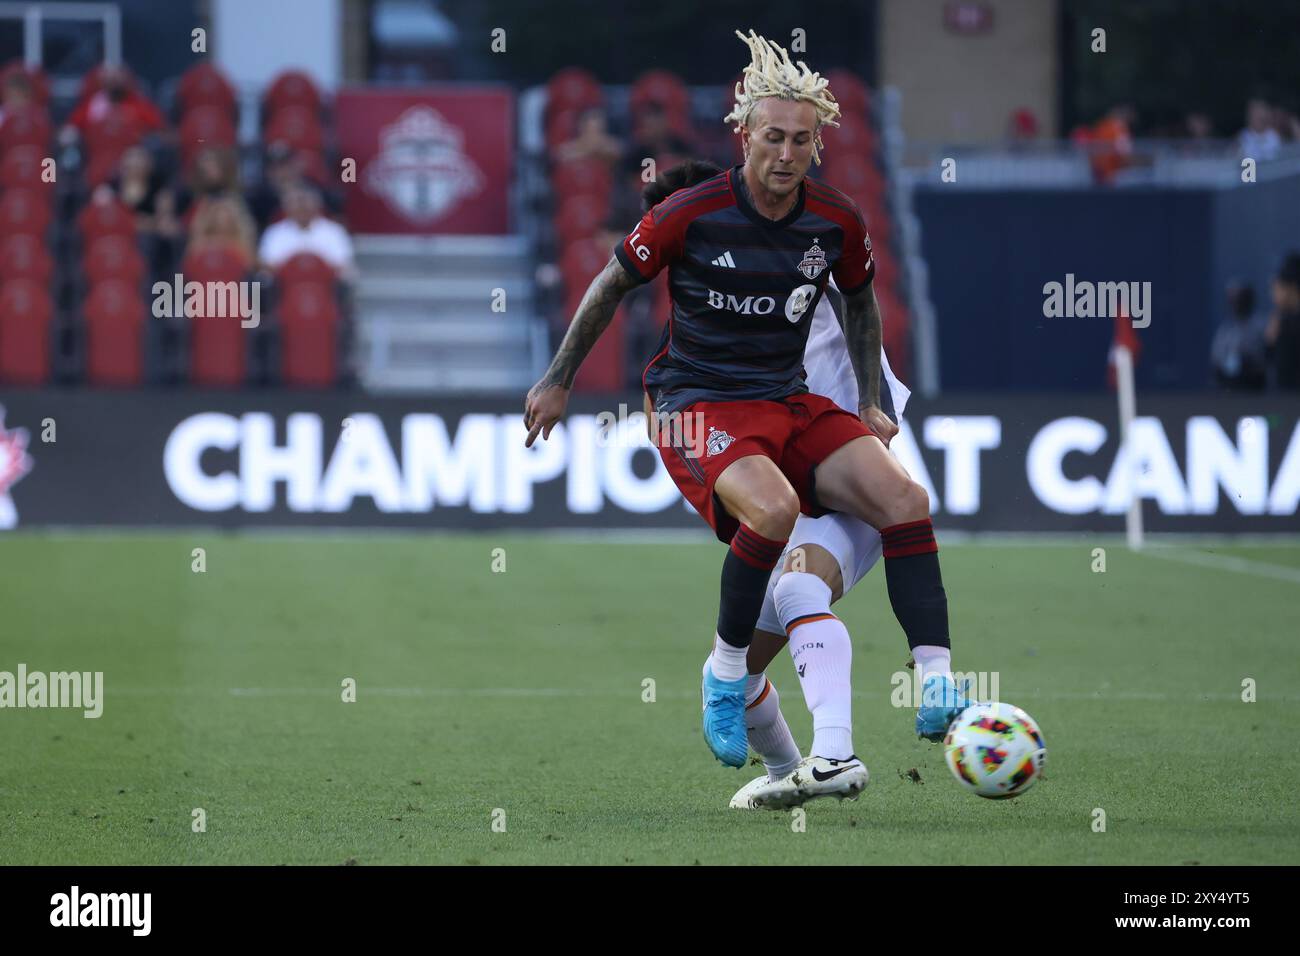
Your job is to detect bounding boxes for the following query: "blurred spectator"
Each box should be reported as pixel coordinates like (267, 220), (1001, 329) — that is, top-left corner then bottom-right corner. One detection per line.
(1210, 283), (1268, 391)
(248, 142), (302, 230)
(0, 70), (34, 124)
(1183, 111), (1214, 146)
(107, 146), (182, 280)
(621, 104), (691, 185)
(1006, 107), (1039, 144)
(1086, 105), (1136, 184)
(63, 65), (164, 139)
(176, 146), (241, 222)
(188, 195), (258, 270)
(1238, 98), (1281, 160)
(553, 107), (622, 167)
(257, 183), (355, 278)
(1266, 253), (1300, 390)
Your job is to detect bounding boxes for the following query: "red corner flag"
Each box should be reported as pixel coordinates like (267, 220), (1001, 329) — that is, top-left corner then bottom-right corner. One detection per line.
(1107, 309), (1141, 389)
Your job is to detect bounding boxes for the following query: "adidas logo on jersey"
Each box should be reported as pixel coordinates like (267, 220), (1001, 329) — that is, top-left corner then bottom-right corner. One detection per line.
(711, 251), (736, 268)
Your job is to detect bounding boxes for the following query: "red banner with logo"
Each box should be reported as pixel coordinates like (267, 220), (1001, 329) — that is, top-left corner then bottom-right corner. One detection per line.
(335, 87), (513, 234)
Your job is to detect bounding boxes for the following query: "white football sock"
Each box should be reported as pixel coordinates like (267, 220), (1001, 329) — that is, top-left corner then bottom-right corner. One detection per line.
(774, 572), (854, 761)
(743, 674), (801, 779)
(707, 633), (749, 682)
(912, 644), (954, 685)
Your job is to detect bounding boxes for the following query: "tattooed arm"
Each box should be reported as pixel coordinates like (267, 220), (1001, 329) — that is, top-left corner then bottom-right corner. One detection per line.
(838, 283), (898, 443)
(524, 257), (640, 446)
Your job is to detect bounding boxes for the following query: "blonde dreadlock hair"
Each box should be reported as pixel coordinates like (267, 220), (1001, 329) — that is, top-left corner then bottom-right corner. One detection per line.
(723, 29), (841, 165)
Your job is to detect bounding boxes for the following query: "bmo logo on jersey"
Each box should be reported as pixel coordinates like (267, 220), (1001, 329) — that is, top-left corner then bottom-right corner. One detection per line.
(706, 289), (776, 315)
(706, 284), (819, 323)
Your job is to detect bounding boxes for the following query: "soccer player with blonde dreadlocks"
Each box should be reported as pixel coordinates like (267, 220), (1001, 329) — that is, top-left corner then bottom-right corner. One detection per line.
(525, 30), (970, 787)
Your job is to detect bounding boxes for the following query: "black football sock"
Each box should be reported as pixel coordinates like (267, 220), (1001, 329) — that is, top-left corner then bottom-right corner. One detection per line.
(715, 524), (787, 653)
(880, 518), (950, 650)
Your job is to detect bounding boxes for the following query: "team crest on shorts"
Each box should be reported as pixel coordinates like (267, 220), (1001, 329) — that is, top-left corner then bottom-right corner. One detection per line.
(705, 426), (734, 457)
(798, 240), (827, 279)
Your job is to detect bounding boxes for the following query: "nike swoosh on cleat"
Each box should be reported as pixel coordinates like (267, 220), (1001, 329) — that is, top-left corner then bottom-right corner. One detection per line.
(811, 765), (852, 782)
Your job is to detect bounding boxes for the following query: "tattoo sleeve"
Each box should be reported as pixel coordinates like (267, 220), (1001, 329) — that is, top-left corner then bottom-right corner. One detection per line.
(839, 284), (883, 409)
(542, 257), (640, 388)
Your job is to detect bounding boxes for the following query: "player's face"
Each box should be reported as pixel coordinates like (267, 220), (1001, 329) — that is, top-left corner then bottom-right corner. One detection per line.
(744, 99), (817, 198)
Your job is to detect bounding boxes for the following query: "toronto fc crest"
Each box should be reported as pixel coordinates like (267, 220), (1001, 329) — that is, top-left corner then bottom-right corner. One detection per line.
(705, 426), (734, 457)
(798, 240), (828, 280)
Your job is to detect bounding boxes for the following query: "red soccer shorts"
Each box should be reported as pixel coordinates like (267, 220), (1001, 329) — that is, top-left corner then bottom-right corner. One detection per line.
(649, 392), (874, 543)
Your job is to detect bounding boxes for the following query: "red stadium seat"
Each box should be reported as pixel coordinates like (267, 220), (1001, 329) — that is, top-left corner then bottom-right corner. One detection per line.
(0, 104), (52, 152)
(1, 145), (51, 193)
(559, 236), (609, 307)
(84, 280), (146, 386)
(82, 109), (147, 186)
(84, 235), (147, 287)
(545, 67), (604, 123)
(553, 192), (609, 248)
(819, 114), (875, 164)
(826, 69), (871, 121)
(279, 283), (340, 387)
(264, 106), (324, 153)
(550, 156), (613, 200)
(179, 107), (237, 168)
(0, 279), (53, 384)
(821, 152), (884, 201)
(0, 234), (53, 283)
(0, 189), (52, 237)
(263, 70), (322, 120)
(275, 252), (336, 289)
(630, 70), (691, 126)
(78, 196), (136, 244)
(181, 247), (248, 387)
(177, 62), (237, 119)
(545, 107), (581, 154)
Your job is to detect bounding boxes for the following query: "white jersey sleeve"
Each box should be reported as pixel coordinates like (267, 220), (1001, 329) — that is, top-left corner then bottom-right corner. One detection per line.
(803, 276), (911, 422)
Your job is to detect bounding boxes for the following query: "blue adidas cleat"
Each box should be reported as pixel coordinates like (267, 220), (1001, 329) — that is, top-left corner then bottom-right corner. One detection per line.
(701, 664), (749, 768)
(916, 674), (973, 742)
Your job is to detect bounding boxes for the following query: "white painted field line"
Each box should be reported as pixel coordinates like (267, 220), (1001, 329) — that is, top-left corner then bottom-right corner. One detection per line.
(1140, 547), (1300, 585)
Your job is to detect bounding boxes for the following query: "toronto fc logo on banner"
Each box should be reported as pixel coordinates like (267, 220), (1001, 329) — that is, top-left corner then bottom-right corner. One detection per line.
(363, 106), (485, 224)
(0, 406), (33, 529)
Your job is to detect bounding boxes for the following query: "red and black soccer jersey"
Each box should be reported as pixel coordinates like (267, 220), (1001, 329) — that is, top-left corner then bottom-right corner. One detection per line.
(615, 164), (875, 414)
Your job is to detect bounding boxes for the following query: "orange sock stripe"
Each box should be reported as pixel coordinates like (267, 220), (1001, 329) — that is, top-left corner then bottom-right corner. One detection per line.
(784, 612), (837, 637)
(745, 678), (772, 711)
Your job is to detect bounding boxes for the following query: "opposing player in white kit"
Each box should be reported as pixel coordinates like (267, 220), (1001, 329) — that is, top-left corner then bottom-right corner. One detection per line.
(638, 160), (971, 810)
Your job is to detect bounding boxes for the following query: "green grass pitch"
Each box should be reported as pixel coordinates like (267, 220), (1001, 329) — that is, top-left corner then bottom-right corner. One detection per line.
(1, 531), (1297, 865)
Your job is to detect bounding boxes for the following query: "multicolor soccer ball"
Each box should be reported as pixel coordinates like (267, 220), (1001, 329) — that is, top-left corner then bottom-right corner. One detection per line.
(943, 702), (1046, 799)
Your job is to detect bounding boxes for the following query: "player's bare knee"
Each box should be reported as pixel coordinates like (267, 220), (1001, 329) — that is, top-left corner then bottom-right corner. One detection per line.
(892, 479), (931, 523)
(748, 488), (799, 539)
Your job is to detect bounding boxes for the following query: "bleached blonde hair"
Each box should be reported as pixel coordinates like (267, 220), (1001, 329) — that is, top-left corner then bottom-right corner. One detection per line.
(723, 29), (841, 165)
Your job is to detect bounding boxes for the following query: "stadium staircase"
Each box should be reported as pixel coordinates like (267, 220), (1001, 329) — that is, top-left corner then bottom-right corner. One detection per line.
(353, 234), (546, 392)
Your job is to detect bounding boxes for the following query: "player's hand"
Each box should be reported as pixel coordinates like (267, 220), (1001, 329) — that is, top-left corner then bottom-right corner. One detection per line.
(524, 380), (570, 447)
(859, 404), (898, 446)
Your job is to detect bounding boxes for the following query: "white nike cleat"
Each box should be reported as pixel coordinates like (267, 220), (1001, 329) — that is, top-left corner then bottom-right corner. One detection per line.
(729, 772), (786, 810)
(729, 756), (868, 810)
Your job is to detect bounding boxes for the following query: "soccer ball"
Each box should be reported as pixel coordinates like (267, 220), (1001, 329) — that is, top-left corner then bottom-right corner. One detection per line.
(943, 702), (1046, 799)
